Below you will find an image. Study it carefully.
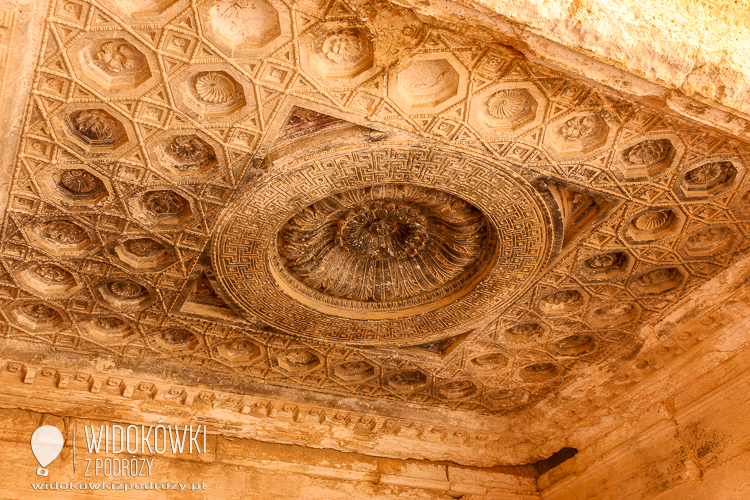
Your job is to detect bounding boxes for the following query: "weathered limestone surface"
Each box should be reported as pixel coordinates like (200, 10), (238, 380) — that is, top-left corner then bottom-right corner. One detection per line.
(537, 303), (750, 499)
(0, 408), (539, 499)
(0, 0), (747, 498)
(406, 0), (750, 137)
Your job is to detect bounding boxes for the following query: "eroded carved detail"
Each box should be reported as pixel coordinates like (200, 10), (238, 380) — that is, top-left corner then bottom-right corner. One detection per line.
(623, 139), (672, 166)
(683, 227), (734, 256)
(96, 41), (141, 73)
(520, 362), (557, 382)
(278, 184), (496, 306)
(207, 0), (281, 50)
(39, 220), (87, 245)
(32, 264), (74, 285)
(438, 380), (477, 399)
(333, 360), (376, 382)
(160, 135), (218, 173)
(539, 290), (583, 314)
(678, 161), (737, 198)
(471, 352), (508, 370)
(75, 110), (117, 140)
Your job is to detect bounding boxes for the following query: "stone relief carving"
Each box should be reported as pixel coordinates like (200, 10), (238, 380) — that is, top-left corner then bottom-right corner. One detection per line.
(74, 110), (117, 140)
(39, 220), (86, 245)
(96, 40), (141, 73)
(0, 0), (748, 420)
(278, 184), (493, 303)
(194, 72), (236, 103)
(207, 0), (281, 49)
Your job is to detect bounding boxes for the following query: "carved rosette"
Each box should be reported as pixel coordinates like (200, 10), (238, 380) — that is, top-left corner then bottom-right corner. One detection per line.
(213, 144), (552, 344)
(277, 184), (496, 306)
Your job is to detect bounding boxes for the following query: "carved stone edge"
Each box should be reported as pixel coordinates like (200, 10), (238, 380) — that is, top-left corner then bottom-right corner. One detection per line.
(0, 355), (543, 466)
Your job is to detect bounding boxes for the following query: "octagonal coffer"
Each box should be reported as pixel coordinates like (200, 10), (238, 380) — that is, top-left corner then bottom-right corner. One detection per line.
(397, 59), (458, 108)
(331, 360), (378, 384)
(37, 166), (113, 211)
(79, 38), (151, 91)
(27, 218), (95, 257)
(198, 0), (292, 58)
(675, 160), (739, 200)
(175, 69), (252, 119)
(152, 328), (201, 352)
(93, 279), (155, 311)
(6, 302), (67, 333)
(309, 28), (373, 79)
(14, 263), (79, 299)
(615, 137), (679, 180)
(624, 208), (685, 243)
(276, 349), (323, 374)
(108, 236), (177, 273)
(678, 225), (738, 260)
(578, 251), (632, 281)
(65, 109), (129, 153)
(217, 340), (262, 365)
(545, 112), (612, 159)
(80, 315), (134, 344)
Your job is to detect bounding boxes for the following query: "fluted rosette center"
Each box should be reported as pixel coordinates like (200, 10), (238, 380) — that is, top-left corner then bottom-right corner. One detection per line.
(337, 201), (428, 258)
(278, 184), (495, 304)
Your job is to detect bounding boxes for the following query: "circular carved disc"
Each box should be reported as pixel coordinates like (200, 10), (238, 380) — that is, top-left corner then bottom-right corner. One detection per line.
(213, 144), (552, 344)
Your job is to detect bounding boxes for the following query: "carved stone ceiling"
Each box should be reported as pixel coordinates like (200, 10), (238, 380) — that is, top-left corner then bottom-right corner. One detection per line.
(0, 0), (749, 466)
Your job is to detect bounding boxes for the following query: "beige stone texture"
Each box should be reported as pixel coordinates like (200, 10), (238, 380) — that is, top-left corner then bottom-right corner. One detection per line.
(0, 0), (747, 498)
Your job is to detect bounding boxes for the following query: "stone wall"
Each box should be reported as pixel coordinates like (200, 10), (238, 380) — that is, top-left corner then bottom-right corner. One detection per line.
(537, 320), (750, 499)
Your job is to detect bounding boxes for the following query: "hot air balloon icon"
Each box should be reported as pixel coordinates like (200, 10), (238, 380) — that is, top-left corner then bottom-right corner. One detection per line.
(30, 426), (64, 476)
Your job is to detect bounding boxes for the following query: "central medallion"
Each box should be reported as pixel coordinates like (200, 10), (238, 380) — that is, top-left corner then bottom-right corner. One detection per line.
(213, 144), (552, 345)
(277, 184), (496, 306)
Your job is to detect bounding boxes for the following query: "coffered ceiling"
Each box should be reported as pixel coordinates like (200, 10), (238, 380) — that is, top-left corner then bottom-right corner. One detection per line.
(0, 0), (748, 466)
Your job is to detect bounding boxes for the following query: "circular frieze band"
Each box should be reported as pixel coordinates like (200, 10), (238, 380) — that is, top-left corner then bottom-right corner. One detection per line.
(212, 144), (552, 344)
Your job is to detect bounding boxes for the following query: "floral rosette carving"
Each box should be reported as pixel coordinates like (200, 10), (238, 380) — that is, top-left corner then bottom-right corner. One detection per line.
(278, 184), (495, 304)
(320, 29), (366, 64)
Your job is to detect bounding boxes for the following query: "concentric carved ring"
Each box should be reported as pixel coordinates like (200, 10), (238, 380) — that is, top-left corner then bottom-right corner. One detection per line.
(212, 144), (552, 344)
